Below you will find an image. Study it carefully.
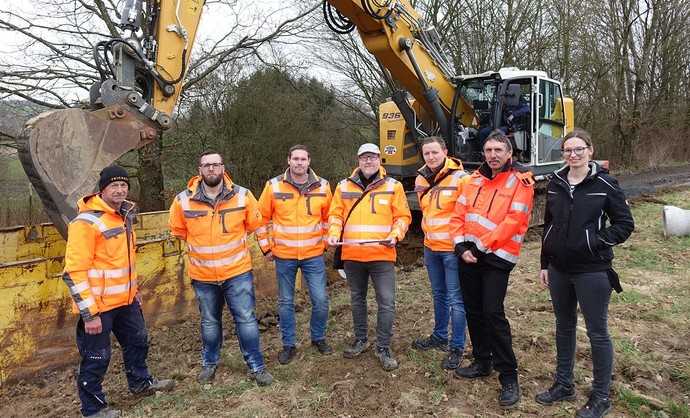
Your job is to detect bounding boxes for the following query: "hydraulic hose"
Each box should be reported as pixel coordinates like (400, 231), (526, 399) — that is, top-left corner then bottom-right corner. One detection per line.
(399, 37), (449, 141)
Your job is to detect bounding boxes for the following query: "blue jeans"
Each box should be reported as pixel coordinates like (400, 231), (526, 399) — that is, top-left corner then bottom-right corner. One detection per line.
(192, 271), (265, 372)
(76, 301), (151, 416)
(424, 247), (467, 350)
(275, 255), (329, 347)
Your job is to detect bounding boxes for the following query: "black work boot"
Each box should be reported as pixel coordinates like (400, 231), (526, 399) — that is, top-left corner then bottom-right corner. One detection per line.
(412, 334), (448, 352)
(454, 360), (492, 379)
(535, 382), (576, 405)
(343, 338), (370, 358)
(499, 381), (521, 408)
(441, 348), (463, 370)
(576, 396), (612, 418)
(311, 339), (334, 355)
(278, 346), (297, 365)
(132, 377), (175, 396)
(197, 365), (217, 384)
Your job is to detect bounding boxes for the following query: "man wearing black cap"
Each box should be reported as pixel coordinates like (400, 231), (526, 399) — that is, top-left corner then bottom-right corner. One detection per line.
(62, 165), (174, 418)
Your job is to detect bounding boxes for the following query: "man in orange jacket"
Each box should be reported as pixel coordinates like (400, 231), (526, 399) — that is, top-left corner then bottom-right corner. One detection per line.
(412, 137), (469, 371)
(327, 143), (411, 371)
(168, 151), (272, 386)
(63, 165), (174, 418)
(450, 130), (534, 408)
(257, 144), (333, 365)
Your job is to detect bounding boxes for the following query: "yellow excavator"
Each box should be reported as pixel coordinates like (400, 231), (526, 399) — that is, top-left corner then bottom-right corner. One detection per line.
(18, 0), (574, 236)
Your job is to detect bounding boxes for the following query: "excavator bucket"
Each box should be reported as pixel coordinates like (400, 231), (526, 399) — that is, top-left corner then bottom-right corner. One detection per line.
(17, 105), (159, 238)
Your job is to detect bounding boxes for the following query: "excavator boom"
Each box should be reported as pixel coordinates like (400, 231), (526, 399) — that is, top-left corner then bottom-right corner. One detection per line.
(18, 0), (204, 237)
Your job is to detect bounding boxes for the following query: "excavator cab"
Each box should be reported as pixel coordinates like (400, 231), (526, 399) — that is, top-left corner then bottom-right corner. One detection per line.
(454, 68), (573, 175)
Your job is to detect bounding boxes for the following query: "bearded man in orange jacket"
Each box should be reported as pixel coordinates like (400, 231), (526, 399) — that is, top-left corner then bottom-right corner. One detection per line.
(169, 151), (272, 387)
(327, 143), (411, 371)
(63, 165), (174, 418)
(450, 130), (534, 408)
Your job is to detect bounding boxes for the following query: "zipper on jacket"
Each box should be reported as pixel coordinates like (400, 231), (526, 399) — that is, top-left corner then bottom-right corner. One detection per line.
(121, 206), (134, 304)
(585, 229), (594, 255)
(543, 224), (553, 243)
(486, 190), (498, 214)
(472, 186), (483, 207)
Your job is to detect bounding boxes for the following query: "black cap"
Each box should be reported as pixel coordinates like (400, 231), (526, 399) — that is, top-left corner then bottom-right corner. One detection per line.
(98, 165), (129, 191)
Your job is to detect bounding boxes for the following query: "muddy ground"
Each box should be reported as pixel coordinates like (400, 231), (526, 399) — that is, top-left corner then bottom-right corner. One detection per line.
(1, 190), (690, 417)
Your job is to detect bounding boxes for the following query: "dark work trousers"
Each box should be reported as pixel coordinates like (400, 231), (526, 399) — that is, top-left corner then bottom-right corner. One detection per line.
(548, 266), (613, 399)
(459, 260), (518, 385)
(343, 260), (396, 348)
(76, 301), (152, 416)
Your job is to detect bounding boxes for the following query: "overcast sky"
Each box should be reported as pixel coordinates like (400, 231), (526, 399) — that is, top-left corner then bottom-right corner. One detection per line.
(0, 0), (344, 103)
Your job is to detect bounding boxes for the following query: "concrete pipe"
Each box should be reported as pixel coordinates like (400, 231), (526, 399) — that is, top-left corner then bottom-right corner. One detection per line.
(662, 205), (690, 237)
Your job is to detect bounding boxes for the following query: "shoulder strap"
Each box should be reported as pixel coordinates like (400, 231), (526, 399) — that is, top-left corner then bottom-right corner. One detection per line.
(419, 169), (455, 201)
(338, 184), (376, 241)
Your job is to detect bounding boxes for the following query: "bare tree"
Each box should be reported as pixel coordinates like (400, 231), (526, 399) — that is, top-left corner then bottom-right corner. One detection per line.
(0, 0), (318, 209)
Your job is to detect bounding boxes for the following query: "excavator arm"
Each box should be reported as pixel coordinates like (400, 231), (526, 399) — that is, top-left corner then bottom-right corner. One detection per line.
(19, 0), (473, 238)
(18, 0), (204, 237)
(325, 1), (475, 132)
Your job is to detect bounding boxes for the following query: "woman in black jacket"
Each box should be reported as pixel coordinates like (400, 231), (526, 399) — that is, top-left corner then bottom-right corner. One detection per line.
(535, 128), (634, 418)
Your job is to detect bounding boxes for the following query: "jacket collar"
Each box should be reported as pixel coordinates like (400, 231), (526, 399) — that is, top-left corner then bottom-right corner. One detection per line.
(78, 194), (136, 221)
(418, 157), (463, 183)
(477, 158), (513, 179)
(187, 173), (235, 204)
(282, 168), (322, 191)
(553, 161), (603, 187)
(348, 166), (387, 190)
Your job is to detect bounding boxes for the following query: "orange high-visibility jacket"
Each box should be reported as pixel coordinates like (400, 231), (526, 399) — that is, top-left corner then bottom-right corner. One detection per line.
(449, 161), (534, 267)
(63, 194), (138, 321)
(328, 167), (411, 263)
(256, 169), (332, 260)
(415, 157), (469, 252)
(169, 174), (262, 281)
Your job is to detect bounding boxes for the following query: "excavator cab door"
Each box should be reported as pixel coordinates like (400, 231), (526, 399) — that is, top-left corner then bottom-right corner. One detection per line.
(497, 79), (533, 164)
(534, 77), (567, 172)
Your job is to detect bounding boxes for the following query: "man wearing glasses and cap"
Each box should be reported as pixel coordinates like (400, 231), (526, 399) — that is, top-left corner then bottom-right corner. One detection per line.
(327, 143), (411, 371)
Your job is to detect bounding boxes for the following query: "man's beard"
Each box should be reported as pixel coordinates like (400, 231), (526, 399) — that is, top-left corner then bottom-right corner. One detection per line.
(202, 174), (222, 187)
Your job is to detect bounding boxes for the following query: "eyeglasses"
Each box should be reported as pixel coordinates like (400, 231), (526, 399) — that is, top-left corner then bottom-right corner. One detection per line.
(200, 163), (223, 170)
(358, 155), (380, 162)
(561, 146), (590, 156)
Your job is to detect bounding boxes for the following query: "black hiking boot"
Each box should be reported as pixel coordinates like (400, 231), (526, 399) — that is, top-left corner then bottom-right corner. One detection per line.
(311, 339), (334, 355)
(454, 360), (493, 379)
(535, 382), (576, 405)
(576, 396), (612, 418)
(278, 346), (297, 365)
(441, 348), (463, 370)
(499, 381), (521, 408)
(412, 334), (448, 352)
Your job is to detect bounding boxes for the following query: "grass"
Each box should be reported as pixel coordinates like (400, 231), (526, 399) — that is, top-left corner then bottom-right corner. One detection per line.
(2, 189), (690, 417)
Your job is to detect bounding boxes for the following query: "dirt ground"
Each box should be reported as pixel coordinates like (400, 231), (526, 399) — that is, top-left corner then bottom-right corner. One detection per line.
(1, 190), (689, 417)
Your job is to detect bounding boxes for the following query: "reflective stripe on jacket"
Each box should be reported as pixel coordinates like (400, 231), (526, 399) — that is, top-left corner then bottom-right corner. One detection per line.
(449, 161), (534, 268)
(168, 173), (262, 281)
(256, 169), (331, 260)
(415, 157), (468, 251)
(63, 194), (138, 320)
(328, 167), (411, 262)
